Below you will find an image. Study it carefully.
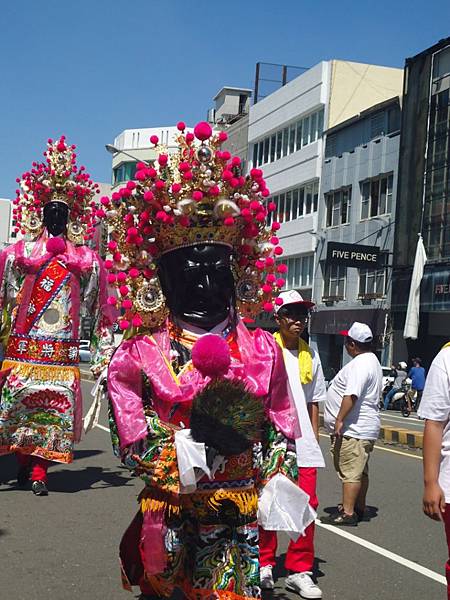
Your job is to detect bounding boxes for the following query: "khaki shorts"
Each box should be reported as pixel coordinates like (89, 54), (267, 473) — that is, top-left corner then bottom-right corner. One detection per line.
(330, 436), (375, 484)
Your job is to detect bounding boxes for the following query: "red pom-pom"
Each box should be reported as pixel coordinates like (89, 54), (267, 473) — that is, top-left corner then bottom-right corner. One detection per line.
(46, 237), (66, 255)
(194, 121), (212, 141)
(150, 135), (159, 145)
(263, 302), (274, 312)
(191, 334), (231, 378)
(177, 121), (186, 131)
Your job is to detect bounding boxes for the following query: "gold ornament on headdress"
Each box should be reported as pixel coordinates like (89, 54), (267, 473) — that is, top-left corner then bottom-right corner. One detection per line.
(102, 122), (287, 332)
(12, 136), (100, 242)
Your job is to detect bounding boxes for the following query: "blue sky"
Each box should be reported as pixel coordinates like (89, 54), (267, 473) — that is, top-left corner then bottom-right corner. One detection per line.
(0, 0), (449, 198)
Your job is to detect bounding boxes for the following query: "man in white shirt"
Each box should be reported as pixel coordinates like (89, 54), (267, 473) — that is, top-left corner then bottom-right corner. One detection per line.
(417, 344), (450, 597)
(323, 322), (382, 526)
(260, 290), (326, 599)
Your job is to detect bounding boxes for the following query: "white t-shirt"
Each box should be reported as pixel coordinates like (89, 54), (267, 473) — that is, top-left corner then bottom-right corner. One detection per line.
(324, 352), (382, 440)
(418, 347), (450, 503)
(283, 347), (326, 468)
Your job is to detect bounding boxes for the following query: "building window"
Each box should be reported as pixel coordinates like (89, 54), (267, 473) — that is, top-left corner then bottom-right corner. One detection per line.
(358, 253), (389, 299)
(323, 264), (346, 300)
(113, 161), (137, 185)
(423, 86), (450, 259)
(268, 180), (319, 225)
(325, 187), (352, 227)
(370, 112), (386, 138)
(360, 174), (393, 220)
(284, 254), (314, 289)
(252, 108), (324, 167)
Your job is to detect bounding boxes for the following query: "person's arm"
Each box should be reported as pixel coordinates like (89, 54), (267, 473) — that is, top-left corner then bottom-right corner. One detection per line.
(308, 402), (319, 441)
(334, 395), (357, 436)
(423, 419), (446, 521)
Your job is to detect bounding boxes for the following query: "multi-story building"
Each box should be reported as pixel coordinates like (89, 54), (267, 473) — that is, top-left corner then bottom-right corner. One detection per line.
(310, 97), (401, 375)
(108, 126), (189, 191)
(0, 198), (13, 249)
(247, 59), (403, 329)
(392, 37), (450, 367)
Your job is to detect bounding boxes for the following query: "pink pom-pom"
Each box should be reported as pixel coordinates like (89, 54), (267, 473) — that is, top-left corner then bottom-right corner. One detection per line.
(177, 121), (186, 131)
(185, 132), (195, 143)
(277, 264), (288, 274)
(275, 297), (284, 306)
(266, 274), (276, 284)
(129, 268), (140, 278)
(276, 278), (285, 287)
(192, 190), (203, 201)
(191, 334), (231, 378)
(126, 181), (136, 190)
(250, 168), (263, 180)
(150, 135), (159, 145)
(262, 284), (272, 294)
(108, 240), (117, 251)
(132, 315), (143, 328)
(46, 237), (66, 255)
(143, 191), (154, 202)
(224, 217), (235, 226)
(100, 196), (110, 206)
(271, 222), (281, 231)
(122, 299), (133, 309)
(107, 296), (117, 306)
(194, 121), (213, 141)
(119, 319), (130, 330)
(274, 246), (283, 256)
(104, 259), (113, 269)
(172, 183), (182, 194)
(119, 285), (129, 296)
(158, 154), (168, 166)
(107, 274), (116, 284)
(263, 302), (274, 312)
(117, 271), (127, 282)
(218, 131), (228, 142)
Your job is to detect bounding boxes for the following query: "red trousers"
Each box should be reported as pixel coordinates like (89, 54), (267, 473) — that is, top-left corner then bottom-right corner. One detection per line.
(259, 467), (318, 573)
(16, 453), (50, 483)
(444, 504), (450, 599)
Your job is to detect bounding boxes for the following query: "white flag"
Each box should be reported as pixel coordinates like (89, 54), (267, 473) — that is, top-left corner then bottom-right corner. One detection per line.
(403, 235), (427, 339)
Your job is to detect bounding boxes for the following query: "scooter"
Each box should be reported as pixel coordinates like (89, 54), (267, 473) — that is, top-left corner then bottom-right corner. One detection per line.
(383, 379), (413, 415)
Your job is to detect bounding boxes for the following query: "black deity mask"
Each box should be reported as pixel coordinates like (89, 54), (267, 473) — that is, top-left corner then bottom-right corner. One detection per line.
(158, 243), (235, 330)
(43, 201), (69, 237)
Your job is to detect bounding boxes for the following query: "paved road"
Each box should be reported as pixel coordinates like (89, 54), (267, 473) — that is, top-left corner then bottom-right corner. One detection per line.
(0, 377), (445, 600)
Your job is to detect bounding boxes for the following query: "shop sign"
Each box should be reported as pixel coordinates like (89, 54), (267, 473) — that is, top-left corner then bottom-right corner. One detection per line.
(326, 242), (380, 268)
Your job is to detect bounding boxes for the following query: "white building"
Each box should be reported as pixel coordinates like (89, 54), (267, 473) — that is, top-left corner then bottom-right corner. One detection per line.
(109, 126), (192, 190)
(0, 198), (14, 248)
(248, 60), (403, 310)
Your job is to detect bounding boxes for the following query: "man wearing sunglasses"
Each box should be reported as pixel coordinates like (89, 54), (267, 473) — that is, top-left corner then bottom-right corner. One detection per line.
(259, 290), (326, 599)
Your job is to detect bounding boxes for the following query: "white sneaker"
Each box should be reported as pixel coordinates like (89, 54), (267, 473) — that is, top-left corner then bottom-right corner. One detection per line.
(285, 572), (322, 599)
(260, 564), (274, 589)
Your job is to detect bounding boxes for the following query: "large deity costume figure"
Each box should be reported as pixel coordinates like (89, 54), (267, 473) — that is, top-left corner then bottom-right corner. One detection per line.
(105, 122), (314, 600)
(0, 137), (115, 495)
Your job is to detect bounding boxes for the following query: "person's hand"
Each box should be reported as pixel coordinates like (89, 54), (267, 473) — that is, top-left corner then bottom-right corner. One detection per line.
(334, 418), (344, 437)
(423, 482), (446, 521)
(131, 454), (154, 477)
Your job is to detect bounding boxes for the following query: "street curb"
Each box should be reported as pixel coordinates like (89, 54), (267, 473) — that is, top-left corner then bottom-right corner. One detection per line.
(319, 415), (424, 449)
(79, 369), (94, 381)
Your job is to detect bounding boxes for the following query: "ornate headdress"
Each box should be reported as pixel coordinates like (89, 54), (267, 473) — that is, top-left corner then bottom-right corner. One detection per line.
(102, 121), (287, 331)
(13, 136), (100, 243)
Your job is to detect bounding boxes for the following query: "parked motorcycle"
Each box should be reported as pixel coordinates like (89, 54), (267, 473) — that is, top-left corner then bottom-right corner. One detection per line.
(382, 378), (414, 415)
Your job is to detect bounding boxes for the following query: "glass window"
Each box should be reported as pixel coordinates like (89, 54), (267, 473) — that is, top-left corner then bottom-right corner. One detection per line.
(370, 180), (379, 217)
(313, 181), (319, 212)
(326, 187), (352, 226)
(282, 128), (289, 157)
(278, 193), (285, 223)
(285, 191), (292, 222)
(270, 135), (276, 163)
(317, 109), (324, 137)
(258, 141), (264, 166)
(276, 131), (283, 160)
(252, 144), (258, 167)
(359, 253), (388, 298)
(263, 138), (270, 164)
(298, 187), (305, 217)
(302, 116), (310, 146)
(305, 183), (313, 214)
(296, 121), (303, 151)
(323, 264), (346, 299)
(289, 125), (296, 154)
(361, 181), (370, 220)
(310, 112), (318, 143)
(292, 188), (299, 220)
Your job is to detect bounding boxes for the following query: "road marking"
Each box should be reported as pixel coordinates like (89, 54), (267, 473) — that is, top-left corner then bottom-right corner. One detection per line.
(316, 519), (446, 585)
(94, 423), (110, 433)
(382, 413), (423, 424)
(319, 433), (422, 460)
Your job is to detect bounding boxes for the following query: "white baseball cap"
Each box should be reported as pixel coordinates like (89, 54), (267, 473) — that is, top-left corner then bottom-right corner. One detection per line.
(339, 322), (373, 343)
(274, 290), (315, 313)
(399, 361), (407, 369)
